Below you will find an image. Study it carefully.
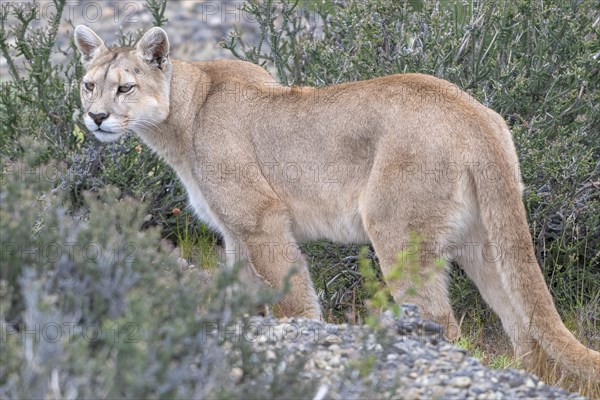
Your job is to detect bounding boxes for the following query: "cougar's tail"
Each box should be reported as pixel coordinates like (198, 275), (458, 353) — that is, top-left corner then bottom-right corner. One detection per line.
(469, 122), (600, 379)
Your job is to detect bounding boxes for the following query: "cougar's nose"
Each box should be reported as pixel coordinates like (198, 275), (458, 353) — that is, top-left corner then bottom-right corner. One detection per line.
(88, 112), (109, 126)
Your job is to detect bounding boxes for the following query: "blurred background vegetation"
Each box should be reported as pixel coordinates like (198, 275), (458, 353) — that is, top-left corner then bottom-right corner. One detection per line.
(1, 0), (599, 397)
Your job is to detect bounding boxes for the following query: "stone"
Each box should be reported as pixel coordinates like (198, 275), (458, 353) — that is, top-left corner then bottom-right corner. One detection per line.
(450, 376), (472, 388)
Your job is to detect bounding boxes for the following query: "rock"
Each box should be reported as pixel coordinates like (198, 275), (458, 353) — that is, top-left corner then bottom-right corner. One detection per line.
(230, 367), (243, 381)
(177, 257), (188, 269)
(450, 376), (472, 388)
(327, 344), (340, 352)
(320, 335), (342, 346)
(329, 355), (341, 368)
(525, 378), (536, 388)
(403, 387), (423, 400)
(266, 349), (276, 361)
(313, 385), (329, 400)
(314, 357), (329, 370)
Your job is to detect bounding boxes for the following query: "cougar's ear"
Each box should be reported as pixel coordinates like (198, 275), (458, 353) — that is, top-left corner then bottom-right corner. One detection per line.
(136, 27), (170, 70)
(74, 25), (107, 68)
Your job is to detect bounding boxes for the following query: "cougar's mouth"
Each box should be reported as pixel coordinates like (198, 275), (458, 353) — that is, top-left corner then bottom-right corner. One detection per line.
(96, 128), (118, 135)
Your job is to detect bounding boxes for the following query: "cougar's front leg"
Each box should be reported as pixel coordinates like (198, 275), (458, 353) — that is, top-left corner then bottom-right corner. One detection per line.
(195, 163), (321, 319)
(240, 209), (322, 319)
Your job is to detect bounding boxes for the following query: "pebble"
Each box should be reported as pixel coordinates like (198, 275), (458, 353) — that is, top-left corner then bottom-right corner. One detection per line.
(525, 378), (536, 388)
(230, 367), (243, 381)
(327, 344), (340, 352)
(266, 350), (276, 361)
(320, 335), (342, 346)
(329, 355), (341, 368)
(450, 376), (472, 388)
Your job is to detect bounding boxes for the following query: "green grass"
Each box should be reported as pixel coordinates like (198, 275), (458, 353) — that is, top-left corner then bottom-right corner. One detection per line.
(163, 211), (220, 270)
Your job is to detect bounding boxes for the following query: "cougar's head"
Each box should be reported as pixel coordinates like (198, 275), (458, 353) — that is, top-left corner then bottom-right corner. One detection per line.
(74, 25), (172, 142)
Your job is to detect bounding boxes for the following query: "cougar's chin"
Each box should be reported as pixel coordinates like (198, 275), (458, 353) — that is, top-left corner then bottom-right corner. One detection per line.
(92, 129), (125, 143)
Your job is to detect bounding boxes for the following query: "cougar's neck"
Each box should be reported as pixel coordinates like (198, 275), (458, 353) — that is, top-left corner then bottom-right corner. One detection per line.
(136, 60), (207, 169)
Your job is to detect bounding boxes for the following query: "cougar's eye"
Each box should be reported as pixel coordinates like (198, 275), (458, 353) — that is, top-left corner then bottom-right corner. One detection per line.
(117, 84), (135, 94)
(83, 82), (95, 92)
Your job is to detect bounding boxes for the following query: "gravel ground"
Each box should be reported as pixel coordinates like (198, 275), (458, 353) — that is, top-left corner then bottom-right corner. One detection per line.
(235, 305), (583, 399)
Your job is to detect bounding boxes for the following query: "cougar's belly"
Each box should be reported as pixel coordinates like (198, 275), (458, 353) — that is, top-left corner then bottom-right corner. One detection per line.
(288, 199), (370, 244)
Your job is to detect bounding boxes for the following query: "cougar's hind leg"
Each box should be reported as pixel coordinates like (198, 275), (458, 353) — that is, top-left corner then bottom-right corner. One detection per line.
(360, 197), (460, 339)
(369, 232), (460, 340)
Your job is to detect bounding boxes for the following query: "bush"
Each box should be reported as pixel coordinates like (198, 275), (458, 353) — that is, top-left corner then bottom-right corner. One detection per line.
(0, 145), (316, 398)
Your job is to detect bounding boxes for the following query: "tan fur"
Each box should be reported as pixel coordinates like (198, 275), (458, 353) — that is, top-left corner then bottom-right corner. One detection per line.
(75, 26), (599, 379)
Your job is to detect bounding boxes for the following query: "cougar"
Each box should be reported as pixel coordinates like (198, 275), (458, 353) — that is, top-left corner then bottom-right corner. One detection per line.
(74, 25), (599, 379)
